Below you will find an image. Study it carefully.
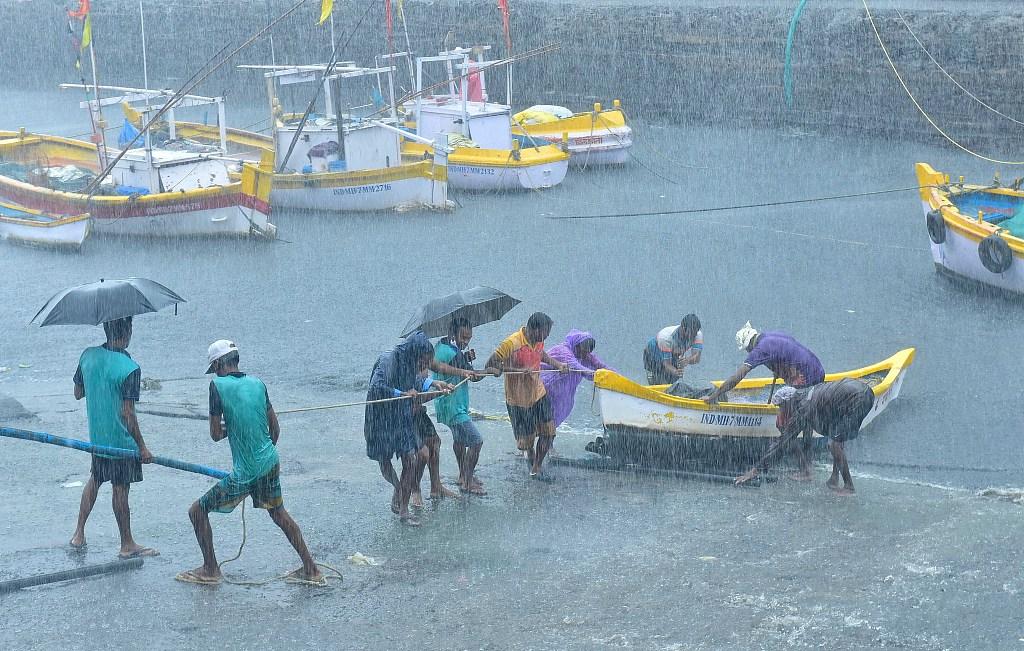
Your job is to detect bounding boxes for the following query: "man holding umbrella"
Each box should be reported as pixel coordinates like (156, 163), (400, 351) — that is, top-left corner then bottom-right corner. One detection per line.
(32, 277), (185, 557)
(69, 316), (157, 558)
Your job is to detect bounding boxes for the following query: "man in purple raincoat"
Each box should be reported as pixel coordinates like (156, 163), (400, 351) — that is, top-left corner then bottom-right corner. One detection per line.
(541, 329), (614, 427)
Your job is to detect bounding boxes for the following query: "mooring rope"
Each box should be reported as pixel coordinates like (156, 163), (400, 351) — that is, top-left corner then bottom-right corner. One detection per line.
(893, 8), (1024, 128)
(862, 0), (1024, 165)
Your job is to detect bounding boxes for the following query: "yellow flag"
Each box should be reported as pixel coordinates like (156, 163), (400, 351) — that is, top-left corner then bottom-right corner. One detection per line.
(80, 12), (92, 50)
(397, 0), (405, 20)
(318, 0), (333, 25)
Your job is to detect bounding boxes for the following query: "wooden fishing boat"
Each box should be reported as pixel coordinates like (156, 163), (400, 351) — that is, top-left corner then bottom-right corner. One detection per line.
(593, 348), (915, 467)
(916, 163), (1024, 295)
(0, 199), (90, 248)
(403, 51), (569, 191)
(512, 101), (633, 167)
(228, 63), (450, 212)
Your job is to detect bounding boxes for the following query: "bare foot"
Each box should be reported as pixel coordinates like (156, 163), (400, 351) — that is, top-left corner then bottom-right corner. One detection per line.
(118, 544), (159, 559)
(788, 471), (814, 482)
(175, 565), (222, 585)
(390, 489), (400, 515)
(69, 533), (87, 550)
(430, 486), (459, 499)
(399, 513), (421, 527)
(825, 476), (840, 489)
(832, 486), (856, 496)
(410, 490), (424, 509)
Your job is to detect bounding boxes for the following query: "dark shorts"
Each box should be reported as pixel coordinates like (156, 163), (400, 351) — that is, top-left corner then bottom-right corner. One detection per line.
(507, 395), (554, 451)
(199, 464), (284, 514)
(414, 409), (439, 447)
(824, 389), (875, 443)
(449, 420), (483, 447)
(91, 455), (143, 485)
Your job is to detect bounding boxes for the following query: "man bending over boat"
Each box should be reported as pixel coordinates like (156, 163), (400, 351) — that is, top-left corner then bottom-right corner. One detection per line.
(486, 312), (568, 479)
(735, 379), (875, 495)
(704, 322), (825, 479)
(177, 340), (322, 586)
(643, 314), (703, 385)
(70, 316), (158, 559)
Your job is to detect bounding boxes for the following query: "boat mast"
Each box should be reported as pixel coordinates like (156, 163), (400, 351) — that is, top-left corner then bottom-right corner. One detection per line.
(87, 27), (108, 169)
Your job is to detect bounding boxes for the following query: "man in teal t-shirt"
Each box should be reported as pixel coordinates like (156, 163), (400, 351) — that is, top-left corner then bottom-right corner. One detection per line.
(69, 316), (158, 559)
(432, 318), (494, 495)
(177, 340), (323, 586)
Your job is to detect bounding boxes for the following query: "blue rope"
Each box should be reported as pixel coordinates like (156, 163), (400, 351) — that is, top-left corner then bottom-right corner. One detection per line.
(0, 427), (228, 479)
(784, 0), (810, 108)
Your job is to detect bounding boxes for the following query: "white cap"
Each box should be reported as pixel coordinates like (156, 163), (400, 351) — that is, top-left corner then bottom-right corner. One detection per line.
(736, 321), (758, 350)
(771, 385), (798, 406)
(206, 339), (238, 374)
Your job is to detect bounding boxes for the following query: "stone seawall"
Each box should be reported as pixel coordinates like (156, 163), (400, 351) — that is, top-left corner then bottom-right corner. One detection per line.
(2, 0), (1022, 147)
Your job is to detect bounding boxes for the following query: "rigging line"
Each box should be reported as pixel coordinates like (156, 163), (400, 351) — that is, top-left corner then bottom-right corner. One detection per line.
(894, 7), (1024, 128)
(861, 0), (1024, 166)
(277, 0), (378, 173)
(546, 184), (936, 220)
(82, 0), (312, 195)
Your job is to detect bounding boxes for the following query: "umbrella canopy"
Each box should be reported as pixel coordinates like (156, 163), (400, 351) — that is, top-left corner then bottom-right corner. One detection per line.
(401, 286), (521, 338)
(31, 277), (186, 326)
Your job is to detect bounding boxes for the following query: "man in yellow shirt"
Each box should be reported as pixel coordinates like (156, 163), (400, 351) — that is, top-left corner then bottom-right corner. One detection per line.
(486, 313), (568, 478)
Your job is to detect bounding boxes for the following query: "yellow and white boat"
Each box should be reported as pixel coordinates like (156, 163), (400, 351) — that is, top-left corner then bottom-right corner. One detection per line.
(231, 63), (449, 212)
(512, 101), (633, 167)
(0, 199), (90, 249)
(404, 51), (568, 191)
(0, 127), (272, 239)
(593, 348), (915, 465)
(916, 162), (1024, 295)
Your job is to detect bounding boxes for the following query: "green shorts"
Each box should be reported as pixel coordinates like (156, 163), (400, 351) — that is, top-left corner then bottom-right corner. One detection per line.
(199, 464), (283, 514)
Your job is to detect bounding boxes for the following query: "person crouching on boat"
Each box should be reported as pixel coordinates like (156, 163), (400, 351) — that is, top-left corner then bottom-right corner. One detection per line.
(541, 329), (614, 428)
(643, 314), (703, 385)
(177, 340), (322, 586)
(735, 379), (875, 495)
(704, 321), (825, 480)
(365, 332), (453, 526)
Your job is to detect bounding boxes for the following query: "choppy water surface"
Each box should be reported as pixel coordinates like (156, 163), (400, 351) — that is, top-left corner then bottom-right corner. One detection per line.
(1, 90), (1022, 649)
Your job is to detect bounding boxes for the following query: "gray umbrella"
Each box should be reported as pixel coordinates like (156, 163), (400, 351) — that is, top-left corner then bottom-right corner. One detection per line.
(31, 277), (186, 326)
(401, 286), (521, 338)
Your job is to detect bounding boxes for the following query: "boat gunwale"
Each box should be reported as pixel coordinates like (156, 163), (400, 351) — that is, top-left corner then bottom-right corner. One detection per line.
(594, 348), (916, 416)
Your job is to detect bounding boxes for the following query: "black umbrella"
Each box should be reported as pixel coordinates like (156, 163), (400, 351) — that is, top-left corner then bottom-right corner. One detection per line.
(31, 277), (186, 326)
(401, 286), (521, 338)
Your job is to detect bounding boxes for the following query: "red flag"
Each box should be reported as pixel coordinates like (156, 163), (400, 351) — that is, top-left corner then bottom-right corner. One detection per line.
(384, 0), (394, 52)
(498, 0), (511, 52)
(67, 0), (90, 20)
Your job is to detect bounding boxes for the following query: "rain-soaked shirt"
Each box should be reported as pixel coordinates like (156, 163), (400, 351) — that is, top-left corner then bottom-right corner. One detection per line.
(744, 331), (824, 387)
(492, 327), (546, 408)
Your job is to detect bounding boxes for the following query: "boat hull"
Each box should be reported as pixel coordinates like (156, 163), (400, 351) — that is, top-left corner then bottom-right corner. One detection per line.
(404, 142), (569, 191)
(515, 108), (633, 167)
(0, 208), (90, 249)
(916, 163), (1024, 295)
(594, 349), (915, 466)
(265, 161), (448, 212)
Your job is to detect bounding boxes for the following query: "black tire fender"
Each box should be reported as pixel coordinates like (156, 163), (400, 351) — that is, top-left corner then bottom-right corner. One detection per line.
(979, 234), (1013, 273)
(926, 209), (946, 244)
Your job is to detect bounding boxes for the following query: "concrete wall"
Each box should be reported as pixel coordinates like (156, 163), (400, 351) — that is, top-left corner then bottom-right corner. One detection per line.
(2, 0), (1022, 146)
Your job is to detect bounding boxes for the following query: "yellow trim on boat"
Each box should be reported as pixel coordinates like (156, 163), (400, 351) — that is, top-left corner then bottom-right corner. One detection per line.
(402, 141), (568, 168)
(174, 123), (274, 153)
(256, 159), (446, 189)
(512, 108), (628, 137)
(594, 348), (916, 415)
(915, 162), (1024, 257)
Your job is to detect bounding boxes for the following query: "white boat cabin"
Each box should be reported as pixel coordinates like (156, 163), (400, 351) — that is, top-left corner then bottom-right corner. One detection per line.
(112, 149), (230, 192)
(239, 63), (414, 174)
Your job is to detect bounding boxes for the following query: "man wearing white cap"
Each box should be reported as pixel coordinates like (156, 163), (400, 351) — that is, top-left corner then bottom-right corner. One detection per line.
(176, 340), (323, 586)
(735, 379), (875, 495)
(705, 322), (825, 478)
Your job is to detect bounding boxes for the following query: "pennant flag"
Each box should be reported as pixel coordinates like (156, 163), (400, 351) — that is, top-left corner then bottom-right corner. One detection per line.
(318, 0), (333, 25)
(67, 0), (90, 20)
(80, 12), (93, 51)
(396, 0), (405, 21)
(497, 0), (512, 52)
(384, 0), (394, 52)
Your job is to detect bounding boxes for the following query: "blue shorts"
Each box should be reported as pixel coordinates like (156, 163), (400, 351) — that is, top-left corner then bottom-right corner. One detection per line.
(449, 420), (483, 447)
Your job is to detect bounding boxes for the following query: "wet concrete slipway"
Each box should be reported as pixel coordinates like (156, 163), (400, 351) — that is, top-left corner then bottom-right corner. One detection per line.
(2, 1), (1024, 649)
